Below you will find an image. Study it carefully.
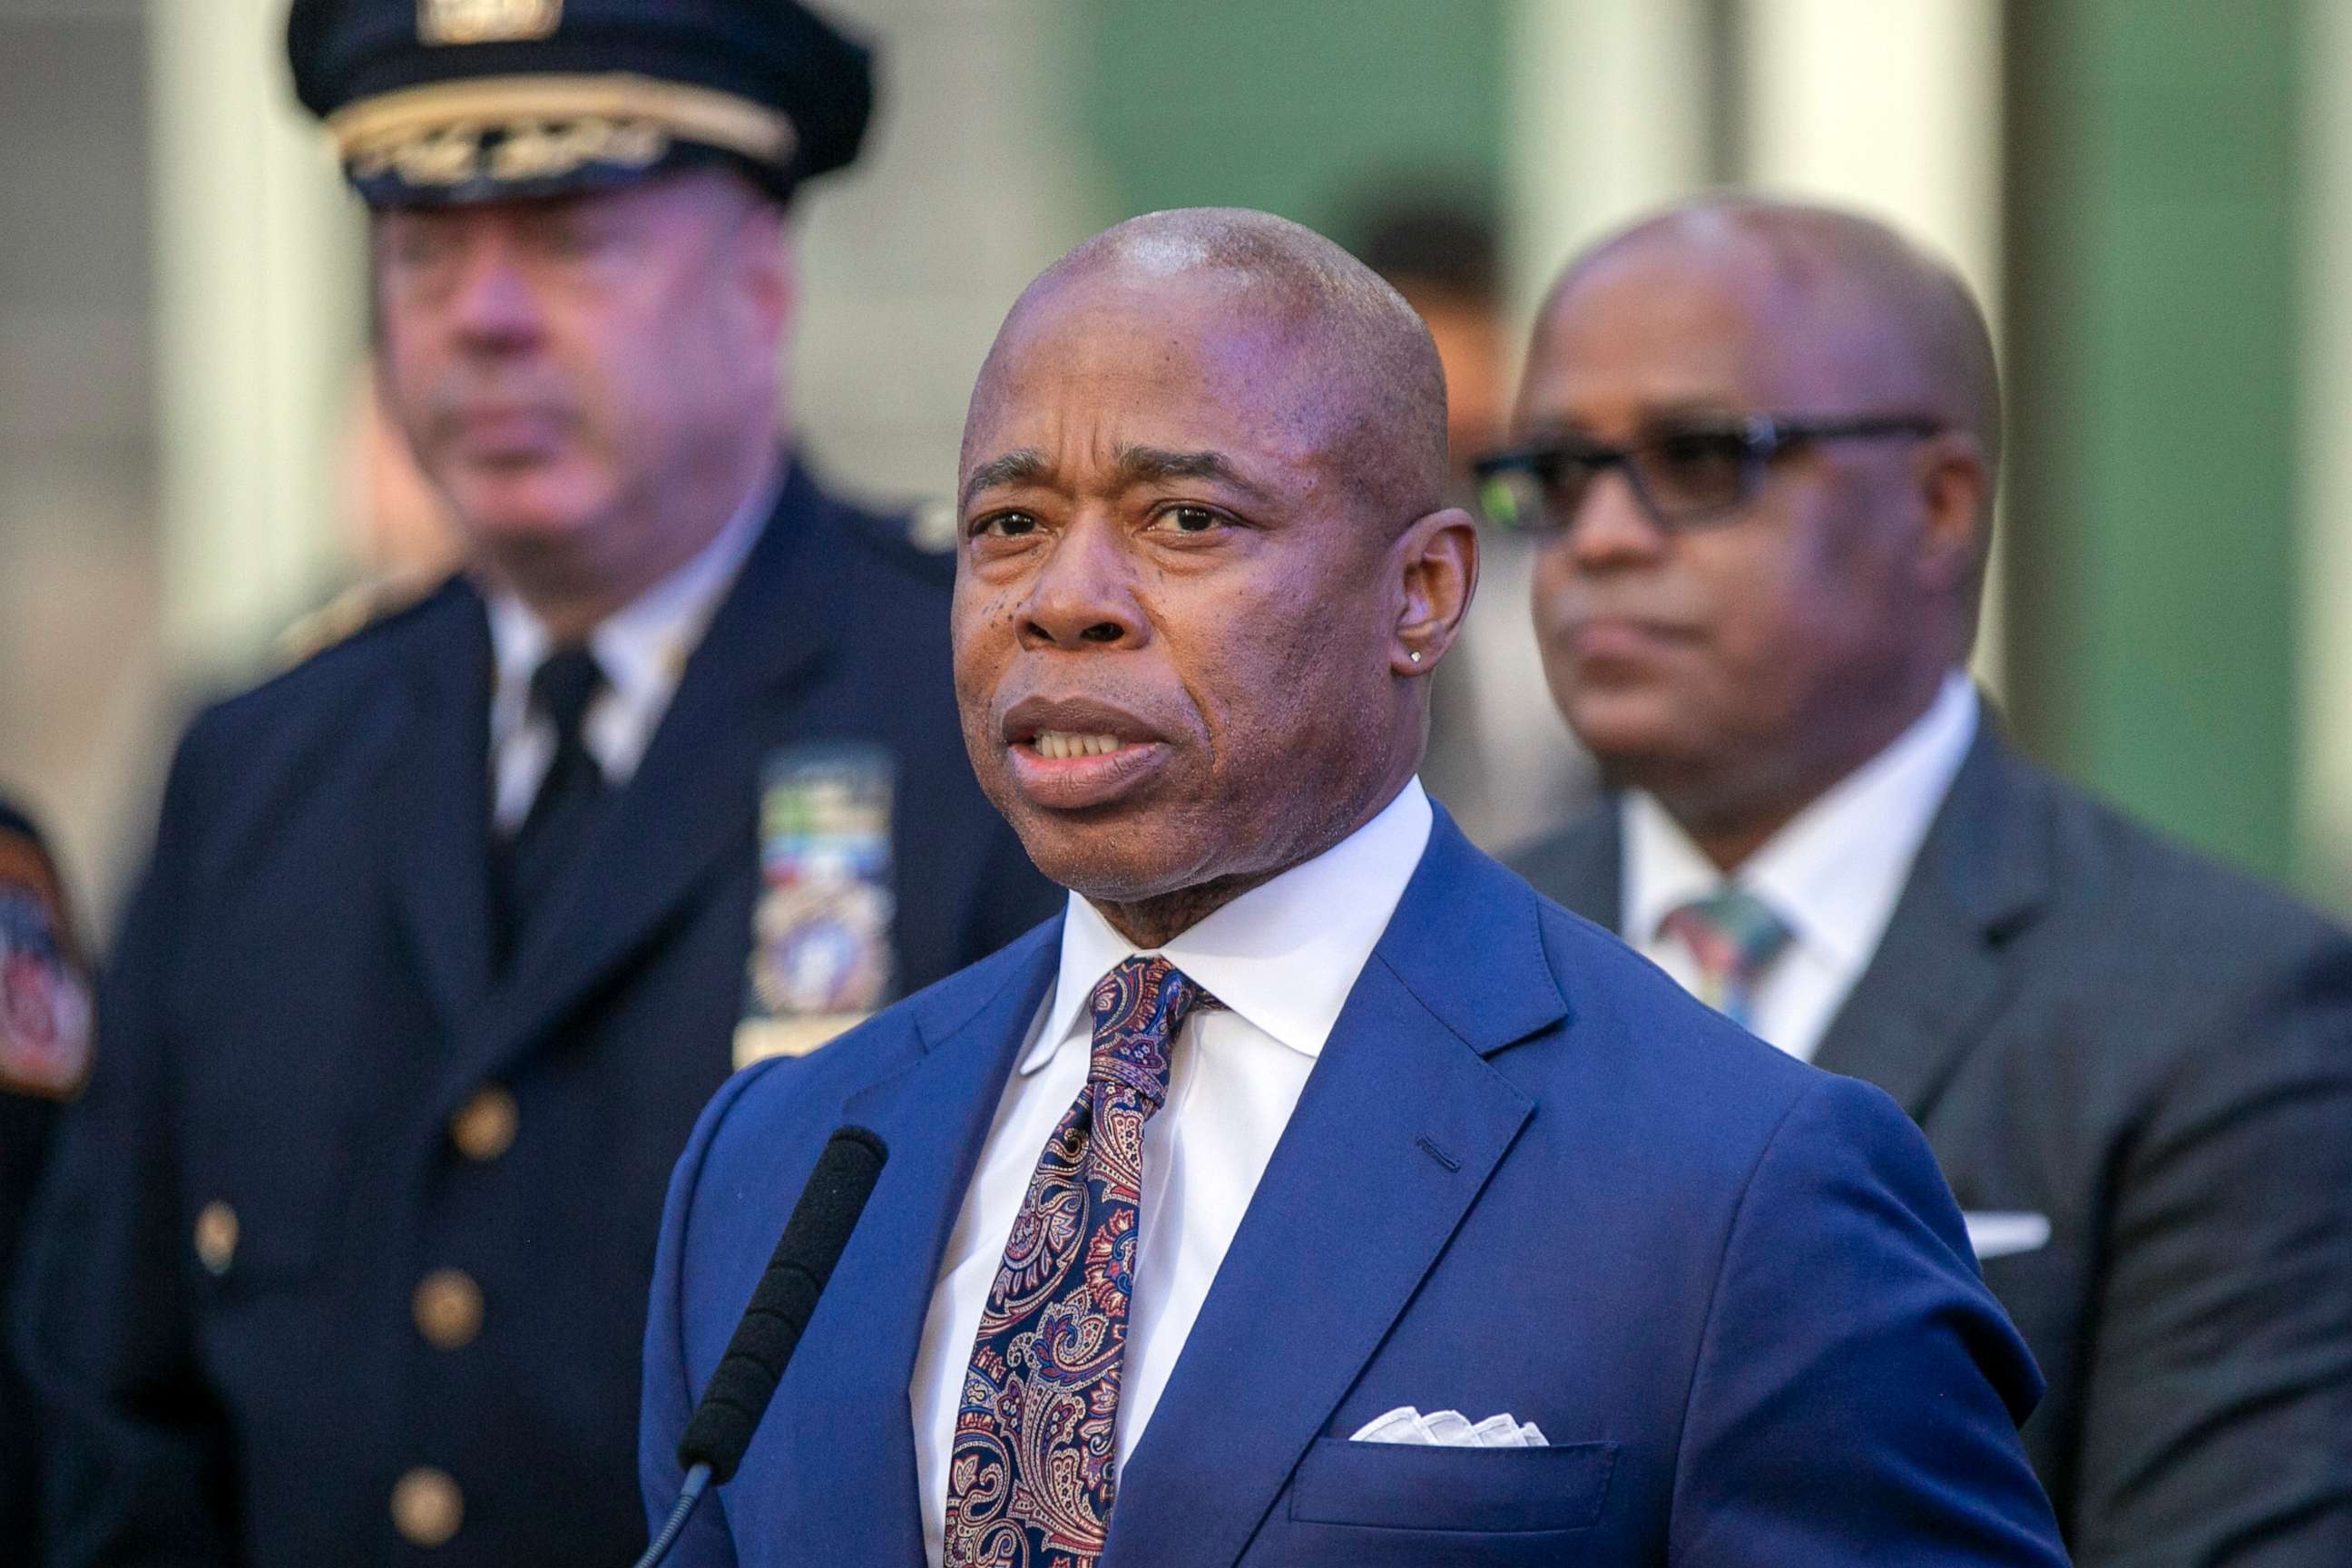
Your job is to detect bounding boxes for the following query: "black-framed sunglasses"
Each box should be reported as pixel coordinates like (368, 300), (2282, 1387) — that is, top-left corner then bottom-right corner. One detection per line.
(1470, 414), (1945, 534)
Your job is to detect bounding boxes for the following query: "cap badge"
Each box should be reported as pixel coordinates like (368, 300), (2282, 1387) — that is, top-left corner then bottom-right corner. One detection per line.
(418, 0), (562, 47)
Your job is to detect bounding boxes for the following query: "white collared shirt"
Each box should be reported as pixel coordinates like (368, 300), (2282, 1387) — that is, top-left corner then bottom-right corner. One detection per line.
(1622, 671), (1979, 1062)
(484, 471), (776, 832)
(910, 779), (1436, 1568)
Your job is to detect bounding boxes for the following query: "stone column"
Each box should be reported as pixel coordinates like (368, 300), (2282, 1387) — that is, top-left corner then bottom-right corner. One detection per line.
(148, 0), (361, 671)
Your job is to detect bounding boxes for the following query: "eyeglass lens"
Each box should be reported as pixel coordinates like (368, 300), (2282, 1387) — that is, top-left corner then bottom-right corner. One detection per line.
(1481, 429), (1759, 533)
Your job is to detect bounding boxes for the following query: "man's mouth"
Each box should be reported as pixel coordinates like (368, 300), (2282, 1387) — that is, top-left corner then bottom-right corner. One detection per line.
(1000, 699), (1174, 809)
(448, 407), (565, 456)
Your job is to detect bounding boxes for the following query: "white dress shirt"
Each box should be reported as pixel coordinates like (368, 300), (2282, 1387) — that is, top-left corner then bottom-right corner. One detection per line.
(1622, 671), (1979, 1062)
(484, 472), (775, 832)
(910, 779), (1436, 1568)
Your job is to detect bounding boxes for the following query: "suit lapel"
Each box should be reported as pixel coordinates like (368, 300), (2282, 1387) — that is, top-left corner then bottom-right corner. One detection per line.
(1555, 719), (2050, 1121)
(380, 583), (496, 1038)
(459, 469), (838, 1086)
(773, 926), (1061, 1567)
(1810, 721), (2049, 1116)
(1103, 816), (1560, 1568)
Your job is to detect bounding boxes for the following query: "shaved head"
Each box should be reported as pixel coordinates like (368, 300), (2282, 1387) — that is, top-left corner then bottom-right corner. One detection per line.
(1519, 194), (2003, 863)
(970, 207), (1453, 527)
(950, 207), (1478, 943)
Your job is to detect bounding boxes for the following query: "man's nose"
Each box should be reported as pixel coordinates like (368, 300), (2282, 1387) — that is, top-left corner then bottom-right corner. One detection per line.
(1020, 516), (1145, 650)
(446, 239), (545, 348)
(1564, 464), (1671, 571)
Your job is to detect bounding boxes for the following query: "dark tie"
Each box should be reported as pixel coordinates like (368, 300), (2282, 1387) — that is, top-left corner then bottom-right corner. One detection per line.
(943, 955), (1222, 1568)
(1658, 887), (1792, 1028)
(494, 646), (609, 968)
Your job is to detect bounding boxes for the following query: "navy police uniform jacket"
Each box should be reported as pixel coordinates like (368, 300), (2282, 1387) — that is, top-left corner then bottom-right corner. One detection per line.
(0, 1088), (49, 1568)
(11, 465), (1060, 1567)
(0, 1081), (49, 1567)
(1, 793), (88, 1568)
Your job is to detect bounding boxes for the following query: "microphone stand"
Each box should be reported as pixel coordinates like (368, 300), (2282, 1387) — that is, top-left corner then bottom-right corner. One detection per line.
(632, 1463), (710, 1568)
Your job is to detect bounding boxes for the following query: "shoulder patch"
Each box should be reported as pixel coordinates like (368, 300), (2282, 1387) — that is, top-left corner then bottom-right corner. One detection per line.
(273, 570), (449, 670)
(0, 825), (89, 1101)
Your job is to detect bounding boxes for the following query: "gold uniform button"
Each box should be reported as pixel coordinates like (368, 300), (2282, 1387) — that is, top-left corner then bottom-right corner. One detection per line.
(193, 1201), (239, 1276)
(448, 1085), (517, 1161)
(413, 1269), (485, 1351)
(390, 1466), (464, 1548)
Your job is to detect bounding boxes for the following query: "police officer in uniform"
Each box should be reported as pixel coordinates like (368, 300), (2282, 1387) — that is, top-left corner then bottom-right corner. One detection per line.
(0, 797), (91, 1568)
(11, 3), (1057, 1563)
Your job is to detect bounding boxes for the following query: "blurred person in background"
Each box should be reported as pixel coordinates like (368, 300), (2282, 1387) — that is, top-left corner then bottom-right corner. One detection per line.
(0, 796), (92, 1568)
(1349, 192), (1592, 851)
(11, 1), (1055, 1563)
(1494, 194), (2352, 1563)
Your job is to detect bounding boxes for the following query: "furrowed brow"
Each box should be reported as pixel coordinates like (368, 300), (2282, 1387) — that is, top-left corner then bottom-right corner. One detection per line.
(1113, 446), (1274, 505)
(961, 449), (1051, 509)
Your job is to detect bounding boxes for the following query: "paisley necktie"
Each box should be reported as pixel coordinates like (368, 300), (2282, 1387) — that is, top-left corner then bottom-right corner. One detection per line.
(943, 955), (1221, 1568)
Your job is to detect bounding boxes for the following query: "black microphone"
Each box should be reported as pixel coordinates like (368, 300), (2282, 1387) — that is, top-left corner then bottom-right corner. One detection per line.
(633, 1125), (889, 1568)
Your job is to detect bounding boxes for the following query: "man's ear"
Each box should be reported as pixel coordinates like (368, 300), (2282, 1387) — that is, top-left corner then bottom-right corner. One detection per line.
(1391, 506), (1479, 677)
(1913, 430), (1989, 598)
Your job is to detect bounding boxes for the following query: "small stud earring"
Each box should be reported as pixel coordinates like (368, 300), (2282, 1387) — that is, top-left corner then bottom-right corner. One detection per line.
(1408, 650), (1423, 663)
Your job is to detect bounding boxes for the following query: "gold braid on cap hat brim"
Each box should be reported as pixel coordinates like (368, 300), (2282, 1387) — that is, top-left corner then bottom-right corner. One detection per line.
(325, 73), (798, 188)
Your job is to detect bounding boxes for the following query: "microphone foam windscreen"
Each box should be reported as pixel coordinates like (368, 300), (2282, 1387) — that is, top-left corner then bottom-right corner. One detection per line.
(680, 1126), (887, 1483)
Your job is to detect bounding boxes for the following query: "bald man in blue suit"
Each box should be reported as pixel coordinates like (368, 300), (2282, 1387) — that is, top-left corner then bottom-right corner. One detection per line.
(640, 209), (2070, 1567)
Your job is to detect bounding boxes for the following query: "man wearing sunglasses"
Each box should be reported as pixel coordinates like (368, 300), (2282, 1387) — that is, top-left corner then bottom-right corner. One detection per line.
(1498, 195), (2352, 1564)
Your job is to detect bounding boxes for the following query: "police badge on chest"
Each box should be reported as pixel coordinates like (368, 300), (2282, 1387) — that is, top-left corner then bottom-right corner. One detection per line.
(735, 744), (897, 1065)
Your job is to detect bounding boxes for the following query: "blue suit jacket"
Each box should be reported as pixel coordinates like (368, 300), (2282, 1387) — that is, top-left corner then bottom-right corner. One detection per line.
(642, 812), (2069, 1565)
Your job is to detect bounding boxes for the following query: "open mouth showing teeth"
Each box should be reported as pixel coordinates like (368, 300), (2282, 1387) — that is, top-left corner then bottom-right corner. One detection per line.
(1030, 730), (1127, 760)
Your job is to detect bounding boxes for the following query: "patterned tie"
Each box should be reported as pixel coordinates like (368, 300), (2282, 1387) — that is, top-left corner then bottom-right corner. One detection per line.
(944, 955), (1222, 1568)
(1659, 887), (1792, 1028)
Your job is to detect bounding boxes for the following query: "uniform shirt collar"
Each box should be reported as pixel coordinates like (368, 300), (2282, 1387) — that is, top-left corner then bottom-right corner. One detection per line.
(1623, 671), (1980, 970)
(1022, 777), (1436, 1074)
(485, 463), (779, 768)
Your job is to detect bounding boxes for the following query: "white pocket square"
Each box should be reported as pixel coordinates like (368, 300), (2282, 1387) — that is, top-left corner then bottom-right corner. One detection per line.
(1350, 1405), (1548, 1448)
(1965, 1210), (2052, 1260)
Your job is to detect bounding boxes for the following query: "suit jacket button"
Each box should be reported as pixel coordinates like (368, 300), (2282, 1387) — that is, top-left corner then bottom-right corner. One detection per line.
(391, 1466), (464, 1547)
(413, 1269), (485, 1350)
(193, 1200), (238, 1276)
(448, 1084), (518, 1161)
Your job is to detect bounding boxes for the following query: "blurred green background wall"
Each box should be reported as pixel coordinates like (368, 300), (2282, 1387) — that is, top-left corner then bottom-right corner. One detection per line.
(1079, 0), (1507, 236)
(2004, 0), (2305, 889)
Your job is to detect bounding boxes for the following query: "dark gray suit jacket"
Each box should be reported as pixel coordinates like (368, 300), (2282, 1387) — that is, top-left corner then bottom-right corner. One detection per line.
(1510, 723), (2352, 1566)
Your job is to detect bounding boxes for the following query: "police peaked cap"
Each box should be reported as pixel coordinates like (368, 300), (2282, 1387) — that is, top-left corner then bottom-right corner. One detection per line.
(287, 0), (876, 205)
